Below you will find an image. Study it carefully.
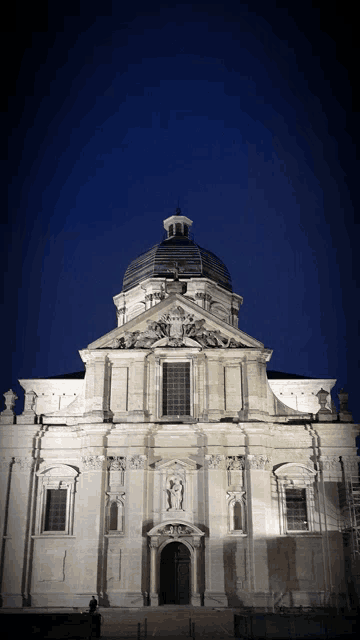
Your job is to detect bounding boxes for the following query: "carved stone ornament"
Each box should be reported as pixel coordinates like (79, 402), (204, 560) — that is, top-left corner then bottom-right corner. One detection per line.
(157, 524), (192, 536)
(110, 305), (247, 350)
(0, 456), (12, 472)
(247, 454), (272, 470)
(227, 490), (246, 503)
(341, 456), (359, 476)
(2, 389), (18, 413)
(107, 456), (126, 471)
(127, 454), (146, 470)
(226, 456), (245, 470)
(81, 455), (106, 470)
(320, 456), (340, 472)
(205, 454), (225, 469)
(13, 456), (34, 471)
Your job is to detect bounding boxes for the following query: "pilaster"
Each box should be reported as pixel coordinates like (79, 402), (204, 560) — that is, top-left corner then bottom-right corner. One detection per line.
(80, 351), (112, 421)
(116, 455), (147, 606)
(1, 456), (34, 607)
(246, 452), (273, 600)
(204, 454), (227, 606)
(72, 454), (107, 599)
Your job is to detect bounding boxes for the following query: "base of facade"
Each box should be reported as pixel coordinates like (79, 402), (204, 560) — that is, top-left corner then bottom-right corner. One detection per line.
(190, 593), (202, 606)
(30, 593), (93, 608)
(1, 594), (23, 607)
(149, 592), (159, 606)
(107, 591), (145, 607)
(203, 591), (228, 607)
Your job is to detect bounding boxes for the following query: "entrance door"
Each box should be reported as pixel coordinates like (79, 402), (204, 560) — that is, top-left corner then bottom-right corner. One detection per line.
(160, 542), (190, 605)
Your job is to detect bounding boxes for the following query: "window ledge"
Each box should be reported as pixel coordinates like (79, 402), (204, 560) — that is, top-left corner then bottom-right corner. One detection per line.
(158, 417), (197, 423)
(104, 532), (125, 537)
(228, 531), (247, 536)
(283, 532), (321, 536)
(31, 535), (76, 539)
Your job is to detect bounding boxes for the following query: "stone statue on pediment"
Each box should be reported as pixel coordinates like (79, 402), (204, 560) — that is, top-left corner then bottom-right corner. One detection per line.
(109, 304), (248, 350)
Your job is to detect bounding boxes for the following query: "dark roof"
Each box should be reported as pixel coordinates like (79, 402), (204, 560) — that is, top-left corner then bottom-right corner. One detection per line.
(46, 371), (85, 379)
(267, 370), (315, 380)
(122, 236), (232, 292)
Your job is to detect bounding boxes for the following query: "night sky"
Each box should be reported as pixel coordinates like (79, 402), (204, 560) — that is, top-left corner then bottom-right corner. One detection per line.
(3, 1), (360, 423)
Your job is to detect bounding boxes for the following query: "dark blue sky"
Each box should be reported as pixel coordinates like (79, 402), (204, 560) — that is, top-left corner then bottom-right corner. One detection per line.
(3, 1), (360, 421)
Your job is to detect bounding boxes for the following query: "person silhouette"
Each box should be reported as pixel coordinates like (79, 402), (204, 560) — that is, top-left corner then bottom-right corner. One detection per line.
(89, 595), (97, 613)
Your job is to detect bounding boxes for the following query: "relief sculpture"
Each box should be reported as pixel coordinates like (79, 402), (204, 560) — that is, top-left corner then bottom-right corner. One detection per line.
(110, 306), (247, 349)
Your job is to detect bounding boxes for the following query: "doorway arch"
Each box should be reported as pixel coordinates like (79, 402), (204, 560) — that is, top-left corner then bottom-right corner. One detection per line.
(160, 541), (190, 605)
(147, 520), (204, 606)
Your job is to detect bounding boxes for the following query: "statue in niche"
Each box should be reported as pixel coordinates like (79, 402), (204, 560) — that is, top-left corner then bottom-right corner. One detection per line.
(167, 476), (183, 510)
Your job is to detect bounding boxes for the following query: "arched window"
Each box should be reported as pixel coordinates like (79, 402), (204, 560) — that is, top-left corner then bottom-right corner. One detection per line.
(234, 502), (242, 530)
(183, 224), (189, 237)
(109, 502), (118, 530)
(227, 491), (246, 534)
(106, 492), (125, 534)
(169, 224), (174, 237)
(274, 463), (317, 534)
(175, 223), (182, 235)
(36, 464), (78, 536)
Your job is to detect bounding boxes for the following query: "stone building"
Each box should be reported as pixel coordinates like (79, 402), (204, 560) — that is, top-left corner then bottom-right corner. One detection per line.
(0, 210), (359, 610)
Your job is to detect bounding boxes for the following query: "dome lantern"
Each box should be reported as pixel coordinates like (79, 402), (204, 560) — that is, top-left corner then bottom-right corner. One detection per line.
(163, 208), (193, 239)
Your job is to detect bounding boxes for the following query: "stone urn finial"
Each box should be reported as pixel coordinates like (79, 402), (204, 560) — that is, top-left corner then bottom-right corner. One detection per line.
(316, 388), (329, 411)
(3, 389), (18, 412)
(315, 388), (335, 422)
(0, 389), (18, 424)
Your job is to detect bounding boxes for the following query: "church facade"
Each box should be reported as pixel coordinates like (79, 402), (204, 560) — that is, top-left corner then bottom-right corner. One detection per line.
(0, 212), (359, 610)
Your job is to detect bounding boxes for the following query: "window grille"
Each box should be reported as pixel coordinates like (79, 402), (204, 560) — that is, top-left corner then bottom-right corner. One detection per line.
(162, 362), (191, 416)
(44, 489), (67, 531)
(285, 487), (308, 530)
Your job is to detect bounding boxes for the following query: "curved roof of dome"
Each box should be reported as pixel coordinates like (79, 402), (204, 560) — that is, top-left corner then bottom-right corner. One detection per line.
(122, 236), (232, 293)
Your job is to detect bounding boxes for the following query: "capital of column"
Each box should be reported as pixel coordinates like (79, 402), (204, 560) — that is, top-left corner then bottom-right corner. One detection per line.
(246, 454), (272, 470)
(0, 456), (13, 472)
(81, 454), (106, 471)
(13, 456), (35, 472)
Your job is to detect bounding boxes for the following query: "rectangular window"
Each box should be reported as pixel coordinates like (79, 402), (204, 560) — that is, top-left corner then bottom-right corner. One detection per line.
(285, 488), (308, 531)
(44, 489), (67, 531)
(162, 362), (191, 416)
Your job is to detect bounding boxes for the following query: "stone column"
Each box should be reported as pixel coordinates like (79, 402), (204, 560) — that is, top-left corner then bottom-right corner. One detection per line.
(204, 454), (227, 606)
(127, 356), (148, 421)
(244, 356), (269, 419)
(108, 355), (129, 421)
(246, 452), (272, 608)
(74, 454), (106, 603)
(0, 456), (12, 553)
(1, 457), (34, 607)
(116, 305), (126, 327)
(17, 390), (37, 424)
(207, 359), (225, 420)
(191, 537), (201, 606)
(81, 351), (112, 420)
(120, 455), (147, 606)
(149, 538), (159, 606)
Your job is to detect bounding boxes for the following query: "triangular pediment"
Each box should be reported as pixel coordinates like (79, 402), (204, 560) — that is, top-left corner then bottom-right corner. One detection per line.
(87, 293), (263, 349)
(154, 457), (198, 470)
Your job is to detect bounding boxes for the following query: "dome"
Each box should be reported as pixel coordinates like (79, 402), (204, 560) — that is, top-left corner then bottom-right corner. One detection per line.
(122, 213), (232, 293)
